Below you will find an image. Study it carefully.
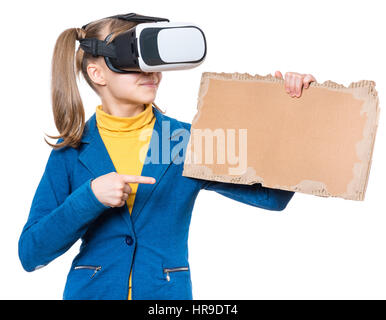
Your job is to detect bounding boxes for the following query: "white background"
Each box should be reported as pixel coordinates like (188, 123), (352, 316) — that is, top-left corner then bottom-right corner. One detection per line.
(1, 0), (385, 299)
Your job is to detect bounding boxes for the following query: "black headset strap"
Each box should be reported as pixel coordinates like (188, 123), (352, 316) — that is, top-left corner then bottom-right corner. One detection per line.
(78, 38), (116, 58)
(81, 12), (169, 30)
(78, 13), (169, 59)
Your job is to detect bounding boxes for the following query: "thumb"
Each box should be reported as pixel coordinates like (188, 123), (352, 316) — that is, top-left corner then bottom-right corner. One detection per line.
(302, 74), (316, 89)
(274, 70), (283, 79)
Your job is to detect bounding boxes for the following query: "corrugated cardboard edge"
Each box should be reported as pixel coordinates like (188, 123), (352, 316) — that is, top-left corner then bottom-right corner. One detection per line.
(183, 72), (380, 201)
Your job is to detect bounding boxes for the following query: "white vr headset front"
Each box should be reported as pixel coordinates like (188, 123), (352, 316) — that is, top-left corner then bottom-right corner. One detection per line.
(79, 13), (207, 73)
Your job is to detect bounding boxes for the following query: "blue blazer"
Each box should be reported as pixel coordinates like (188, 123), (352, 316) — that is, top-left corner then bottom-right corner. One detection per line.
(18, 106), (295, 300)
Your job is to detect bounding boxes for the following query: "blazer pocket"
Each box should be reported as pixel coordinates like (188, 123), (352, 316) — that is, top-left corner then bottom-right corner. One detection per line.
(163, 266), (189, 282)
(73, 265), (102, 279)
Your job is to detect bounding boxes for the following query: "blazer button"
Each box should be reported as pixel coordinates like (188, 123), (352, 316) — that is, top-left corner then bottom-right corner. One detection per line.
(125, 235), (134, 246)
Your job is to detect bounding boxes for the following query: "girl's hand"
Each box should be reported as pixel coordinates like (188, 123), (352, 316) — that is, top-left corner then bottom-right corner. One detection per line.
(274, 71), (316, 98)
(91, 172), (156, 208)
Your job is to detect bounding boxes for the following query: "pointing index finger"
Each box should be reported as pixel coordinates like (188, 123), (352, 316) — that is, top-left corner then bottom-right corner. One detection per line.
(121, 175), (156, 184)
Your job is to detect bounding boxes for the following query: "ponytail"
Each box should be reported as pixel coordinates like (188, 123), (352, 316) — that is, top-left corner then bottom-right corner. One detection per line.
(45, 19), (166, 150)
(44, 28), (85, 150)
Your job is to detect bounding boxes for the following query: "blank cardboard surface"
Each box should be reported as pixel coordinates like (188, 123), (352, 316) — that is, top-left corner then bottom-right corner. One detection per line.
(182, 72), (380, 201)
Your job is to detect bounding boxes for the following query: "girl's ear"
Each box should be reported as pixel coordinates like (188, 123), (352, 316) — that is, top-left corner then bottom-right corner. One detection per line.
(87, 62), (107, 86)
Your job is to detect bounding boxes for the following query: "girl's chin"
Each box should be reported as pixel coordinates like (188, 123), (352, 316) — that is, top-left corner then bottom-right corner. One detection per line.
(136, 98), (156, 105)
(127, 91), (157, 105)
(140, 94), (157, 104)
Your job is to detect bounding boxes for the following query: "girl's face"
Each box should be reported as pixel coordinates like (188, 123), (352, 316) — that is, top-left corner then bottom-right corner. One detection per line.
(87, 57), (162, 106)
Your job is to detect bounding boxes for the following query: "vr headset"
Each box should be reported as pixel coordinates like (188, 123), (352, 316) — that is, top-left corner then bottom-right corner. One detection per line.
(78, 13), (207, 73)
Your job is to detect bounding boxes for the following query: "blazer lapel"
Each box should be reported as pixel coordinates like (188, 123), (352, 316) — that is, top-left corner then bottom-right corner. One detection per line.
(78, 112), (134, 229)
(130, 107), (186, 224)
(78, 113), (116, 178)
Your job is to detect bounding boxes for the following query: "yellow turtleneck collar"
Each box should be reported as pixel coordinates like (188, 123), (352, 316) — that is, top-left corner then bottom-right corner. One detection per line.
(96, 104), (154, 134)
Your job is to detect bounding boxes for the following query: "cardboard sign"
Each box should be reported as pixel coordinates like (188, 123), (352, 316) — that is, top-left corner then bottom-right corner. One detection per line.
(182, 72), (380, 201)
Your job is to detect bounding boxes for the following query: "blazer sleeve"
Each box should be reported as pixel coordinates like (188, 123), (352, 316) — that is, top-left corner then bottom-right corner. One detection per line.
(200, 179), (295, 211)
(18, 140), (110, 272)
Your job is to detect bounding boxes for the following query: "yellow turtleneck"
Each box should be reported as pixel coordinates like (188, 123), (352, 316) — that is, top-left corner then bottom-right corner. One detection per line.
(95, 103), (156, 300)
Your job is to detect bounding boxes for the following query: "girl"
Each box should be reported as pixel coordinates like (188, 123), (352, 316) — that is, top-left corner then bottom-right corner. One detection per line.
(18, 14), (316, 300)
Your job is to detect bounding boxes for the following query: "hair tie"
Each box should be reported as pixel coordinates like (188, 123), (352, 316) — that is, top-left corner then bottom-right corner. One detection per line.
(75, 28), (86, 41)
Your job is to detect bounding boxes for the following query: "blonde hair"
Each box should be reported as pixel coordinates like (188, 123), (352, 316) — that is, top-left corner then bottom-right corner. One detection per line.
(45, 17), (165, 150)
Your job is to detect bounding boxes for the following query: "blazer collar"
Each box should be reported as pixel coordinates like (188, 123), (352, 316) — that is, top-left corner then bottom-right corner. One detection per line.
(78, 105), (186, 227)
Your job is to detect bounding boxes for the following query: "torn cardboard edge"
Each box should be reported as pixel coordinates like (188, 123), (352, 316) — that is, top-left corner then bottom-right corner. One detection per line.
(182, 72), (380, 201)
